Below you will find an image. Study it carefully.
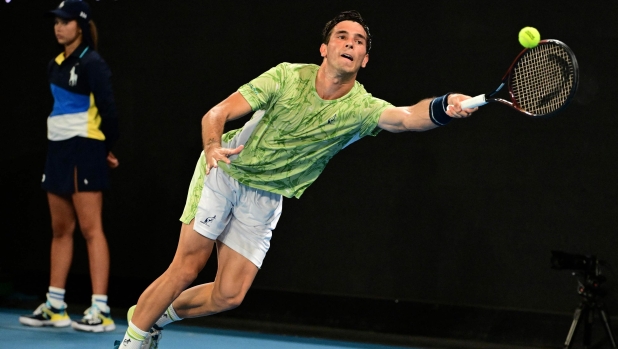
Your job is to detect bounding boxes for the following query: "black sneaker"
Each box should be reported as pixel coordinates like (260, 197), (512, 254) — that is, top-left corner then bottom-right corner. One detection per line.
(71, 304), (116, 332)
(19, 302), (71, 327)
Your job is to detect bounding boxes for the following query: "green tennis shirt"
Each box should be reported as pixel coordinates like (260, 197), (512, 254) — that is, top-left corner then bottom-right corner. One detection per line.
(218, 62), (393, 198)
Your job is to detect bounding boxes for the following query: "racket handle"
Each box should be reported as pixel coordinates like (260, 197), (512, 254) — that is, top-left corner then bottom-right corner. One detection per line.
(461, 94), (487, 109)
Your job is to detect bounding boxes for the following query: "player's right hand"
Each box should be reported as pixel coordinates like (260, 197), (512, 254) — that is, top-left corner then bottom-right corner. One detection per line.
(205, 144), (244, 175)
(446, 94), (478, 118)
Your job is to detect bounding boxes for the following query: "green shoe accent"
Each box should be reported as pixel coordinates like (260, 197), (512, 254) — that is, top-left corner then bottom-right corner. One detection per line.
(127, 304), (136, 322)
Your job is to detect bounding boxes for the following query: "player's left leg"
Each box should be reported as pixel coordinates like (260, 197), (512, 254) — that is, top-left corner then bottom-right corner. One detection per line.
(166, 170), (280, 319)
(169, 240), (259, 318)
(70, 191), (115, 332)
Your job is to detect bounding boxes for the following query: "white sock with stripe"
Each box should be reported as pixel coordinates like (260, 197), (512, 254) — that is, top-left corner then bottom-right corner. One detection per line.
(155, 303), (183, 328)
(46, 286), (65, 309)
(92, 294), (110, 312)
(119, 321), (147, 349)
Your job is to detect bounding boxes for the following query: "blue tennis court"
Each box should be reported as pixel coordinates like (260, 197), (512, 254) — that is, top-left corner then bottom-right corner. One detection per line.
(1, 307), (419, 349)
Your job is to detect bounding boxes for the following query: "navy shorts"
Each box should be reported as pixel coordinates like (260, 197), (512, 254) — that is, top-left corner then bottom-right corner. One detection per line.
(42, 137), (110, 195)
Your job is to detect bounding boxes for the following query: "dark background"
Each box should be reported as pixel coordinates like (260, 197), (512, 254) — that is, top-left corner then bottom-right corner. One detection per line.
(1, 0), (618, 347)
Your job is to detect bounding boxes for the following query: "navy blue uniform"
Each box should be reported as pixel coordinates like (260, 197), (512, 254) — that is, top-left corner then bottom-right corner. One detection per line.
(42, 43), (119, 194)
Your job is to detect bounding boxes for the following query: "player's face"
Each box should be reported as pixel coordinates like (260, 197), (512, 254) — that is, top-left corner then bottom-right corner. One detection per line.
(320, 20), (369, 74)
(54, 18), (82, 46)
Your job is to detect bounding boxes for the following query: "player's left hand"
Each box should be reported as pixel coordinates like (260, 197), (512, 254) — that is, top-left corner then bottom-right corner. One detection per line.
(107, 151), (119, 169)
(446, 94), (478, 118)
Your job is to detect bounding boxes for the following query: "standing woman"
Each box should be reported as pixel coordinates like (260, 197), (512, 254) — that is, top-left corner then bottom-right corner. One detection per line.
(19, 0), (119, 333)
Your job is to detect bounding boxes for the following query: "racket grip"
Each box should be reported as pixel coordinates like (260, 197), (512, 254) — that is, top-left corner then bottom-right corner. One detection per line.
(461, 94), (487, 109)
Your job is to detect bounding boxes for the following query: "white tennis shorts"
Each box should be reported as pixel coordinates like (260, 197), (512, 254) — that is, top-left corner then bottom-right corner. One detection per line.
(181, 154), (282, 268)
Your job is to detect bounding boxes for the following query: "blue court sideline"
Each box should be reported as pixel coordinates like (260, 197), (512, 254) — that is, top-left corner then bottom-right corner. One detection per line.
(0, 307), (415, 349)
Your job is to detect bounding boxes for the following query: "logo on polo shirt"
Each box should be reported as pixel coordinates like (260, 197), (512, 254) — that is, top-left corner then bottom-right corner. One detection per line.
(69, 65), (78, 86)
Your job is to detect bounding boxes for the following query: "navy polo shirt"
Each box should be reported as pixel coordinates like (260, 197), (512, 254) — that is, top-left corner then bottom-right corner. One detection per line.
(47, 43), (119, 150)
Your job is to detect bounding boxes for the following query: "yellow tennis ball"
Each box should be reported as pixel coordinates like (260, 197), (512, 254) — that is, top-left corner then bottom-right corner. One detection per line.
(127, 305), (136, 323)
(519, 27), (540, 48)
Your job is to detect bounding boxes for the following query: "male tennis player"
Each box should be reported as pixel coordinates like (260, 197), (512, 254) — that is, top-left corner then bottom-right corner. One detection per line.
(114, 10), (477, 349)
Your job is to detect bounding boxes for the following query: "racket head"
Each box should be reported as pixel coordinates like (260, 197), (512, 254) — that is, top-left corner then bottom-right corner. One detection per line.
(503, 39), (579, 118)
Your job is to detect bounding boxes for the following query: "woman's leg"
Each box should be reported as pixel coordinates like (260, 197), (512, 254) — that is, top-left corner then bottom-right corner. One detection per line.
(48, 192), (77, 289)
(72, 191), (109, 295)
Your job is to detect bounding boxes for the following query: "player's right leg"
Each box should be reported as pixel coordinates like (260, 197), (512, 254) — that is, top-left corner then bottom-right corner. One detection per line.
(120, 240), (259, 349)
(115, 221), (215, 349)
(115, 153), (234, 349)
(135, 221), (215, 328)
(19, 192), (75, 327)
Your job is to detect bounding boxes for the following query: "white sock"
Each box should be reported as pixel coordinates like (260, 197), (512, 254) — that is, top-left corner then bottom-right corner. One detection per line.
(155, 303), (183, 328)
(119, 321), (147, 349)
(92, 294), (110, 312)
(46, 286), (65, 309)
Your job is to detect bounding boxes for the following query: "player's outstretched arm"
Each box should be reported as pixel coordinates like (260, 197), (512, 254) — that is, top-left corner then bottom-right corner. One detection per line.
(202, 91), (253, 174)
(377, 93), (477, 133)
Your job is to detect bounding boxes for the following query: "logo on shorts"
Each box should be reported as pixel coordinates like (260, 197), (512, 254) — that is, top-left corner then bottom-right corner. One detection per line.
(200, 215), (217, 227)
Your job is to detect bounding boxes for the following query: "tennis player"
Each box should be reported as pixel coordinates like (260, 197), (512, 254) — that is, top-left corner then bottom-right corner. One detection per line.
(114, 10), (477, 349)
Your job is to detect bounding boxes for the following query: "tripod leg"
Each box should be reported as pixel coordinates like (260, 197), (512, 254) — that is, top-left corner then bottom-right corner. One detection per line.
(599, 307), (617, 349)
(565, 303), (585, 349)
(584, 306), (593, 348)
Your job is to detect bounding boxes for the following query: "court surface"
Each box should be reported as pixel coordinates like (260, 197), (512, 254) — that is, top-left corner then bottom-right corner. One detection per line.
(1, 307), (417, 349)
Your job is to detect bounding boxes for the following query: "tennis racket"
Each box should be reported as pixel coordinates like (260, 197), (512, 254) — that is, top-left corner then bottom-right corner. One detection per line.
(461, 39), (579, 118)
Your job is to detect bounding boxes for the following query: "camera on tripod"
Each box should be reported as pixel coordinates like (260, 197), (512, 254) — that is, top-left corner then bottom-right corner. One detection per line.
(551, 250), (615, 349)
(551, 250), (602, 273)
(551, 250), (607, 298)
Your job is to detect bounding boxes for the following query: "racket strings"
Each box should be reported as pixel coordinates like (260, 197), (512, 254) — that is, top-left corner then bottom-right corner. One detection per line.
(510, 43), (576, 115)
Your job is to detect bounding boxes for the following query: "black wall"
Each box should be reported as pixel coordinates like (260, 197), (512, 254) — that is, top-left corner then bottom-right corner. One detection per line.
(1, 0), (618, 318)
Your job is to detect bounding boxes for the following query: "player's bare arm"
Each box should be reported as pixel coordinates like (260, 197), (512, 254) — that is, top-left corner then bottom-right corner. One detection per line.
(201, 91), (253, 174)
(377, 93), (477, 133)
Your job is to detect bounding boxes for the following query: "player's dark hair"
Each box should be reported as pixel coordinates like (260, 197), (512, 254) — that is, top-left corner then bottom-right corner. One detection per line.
(322, 10), (372, 52)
